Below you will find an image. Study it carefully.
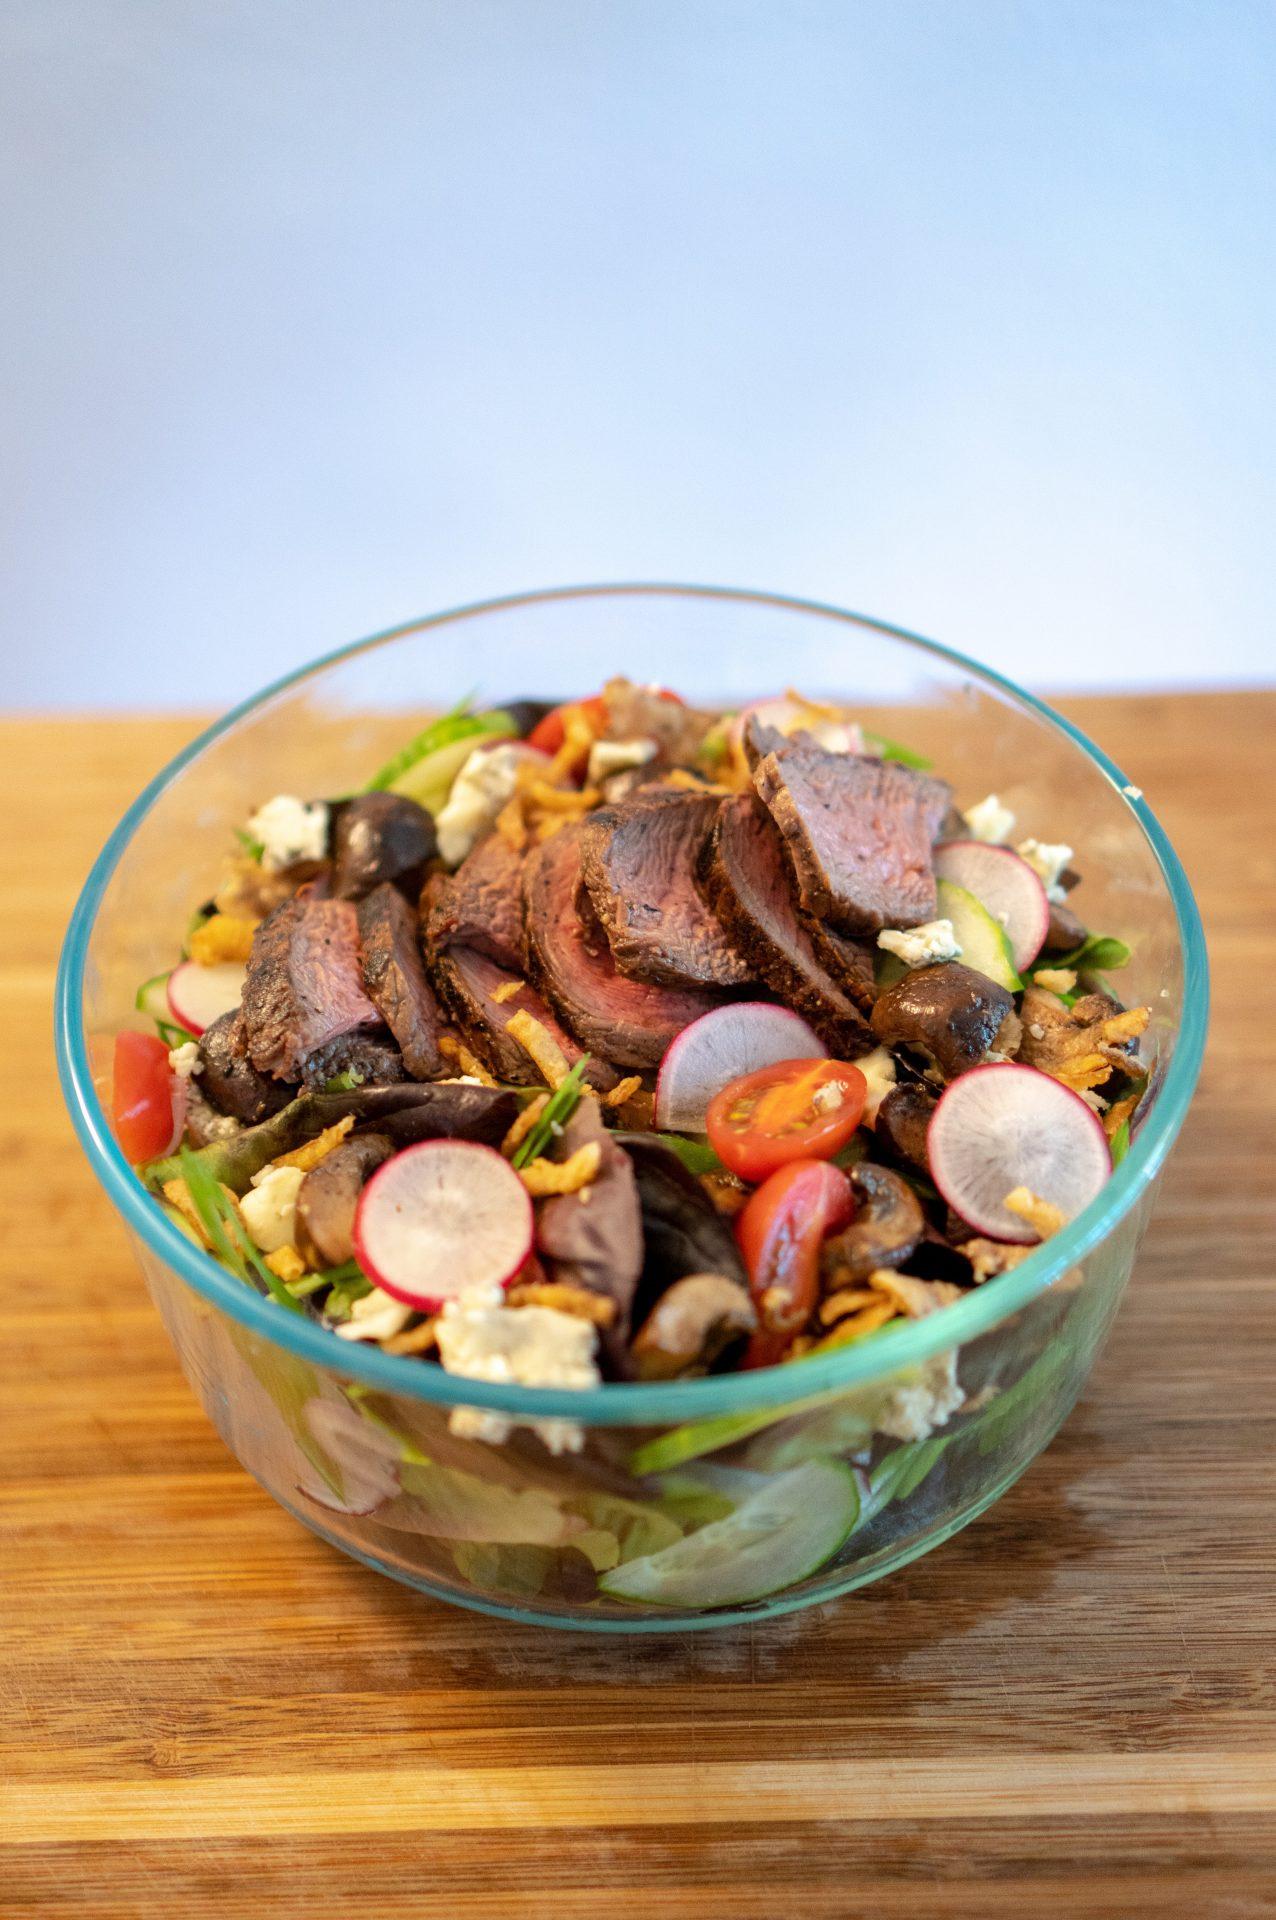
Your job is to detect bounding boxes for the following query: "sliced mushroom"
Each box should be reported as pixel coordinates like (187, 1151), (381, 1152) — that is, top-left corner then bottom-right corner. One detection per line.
(330, 792), (437, 902)
(822, 1163), (924, 1287)
(630, 1273), (757, 1380)
(295, 1132), (394, 1269)
(874, 1081), (937, 1177)
(869, 962), (1015, 1080)
(1042, 900), (1087, 953)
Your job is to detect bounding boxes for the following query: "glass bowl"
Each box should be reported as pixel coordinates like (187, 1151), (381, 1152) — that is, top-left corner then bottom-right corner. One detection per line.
(55, 585), (1208, 1631)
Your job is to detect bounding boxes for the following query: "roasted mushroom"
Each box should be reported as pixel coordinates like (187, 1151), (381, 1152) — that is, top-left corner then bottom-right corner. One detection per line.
(330, 792), (437, 902)
(874, 1082), (937, 1177)
(870, 962), (1015, 1080)
(198, 1009), (294, 1124)
(295, 1133), (394, 1268)
(822, 1163), (924, 1287)
(1017, 985), (1149, 1095)
(1042, 900), (1087, 953)
(631, 1274), (757, 1380)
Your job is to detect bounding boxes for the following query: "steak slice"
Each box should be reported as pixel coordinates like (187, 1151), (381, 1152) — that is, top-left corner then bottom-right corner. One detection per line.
(241, 894), (381, 1081)
(801, 913), (878, 1013)
(753, 741), (951, 935)
(701, 794), (875, 1056)
(579, 787), (752, 990)
(357, 881), (441, 1079)
(430, 944), (618, 1092)
(423, 832), (526, 973)
(523, 824), (724, 1070)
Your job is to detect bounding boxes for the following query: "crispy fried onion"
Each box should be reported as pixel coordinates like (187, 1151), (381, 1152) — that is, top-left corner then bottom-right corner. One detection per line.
(501, 1092), (549, 1159)
(519, 1141), (601, 1196)
(505, 1280), (617, 1324)
(1003, 1186), (1066, 1240)
(437, 1031), (499, 1085)
(1017, 986), (1149, 1093)
(960, 1238), (1033, 1285)
(272, 1115), (354, 1173)
(503, 1007), (572, 1088)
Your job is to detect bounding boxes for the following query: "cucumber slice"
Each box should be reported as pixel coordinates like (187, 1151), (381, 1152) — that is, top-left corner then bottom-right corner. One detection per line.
(599, 1459), (859, 1609)
(936, 879), (1022, 991)
(135, 970), (172, 1021)
(366, 707), (515, 809)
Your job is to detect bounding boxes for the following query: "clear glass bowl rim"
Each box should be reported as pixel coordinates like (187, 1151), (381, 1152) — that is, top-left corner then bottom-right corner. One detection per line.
(55, 582), (1209, 1426)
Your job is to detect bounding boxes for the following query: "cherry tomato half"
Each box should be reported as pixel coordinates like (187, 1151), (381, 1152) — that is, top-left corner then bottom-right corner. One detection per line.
(112, 1030), (179, 1163)
(706, 1057), (867, 1184)
(526, 694), (609, 760)
(735, 1158), (854, 1369)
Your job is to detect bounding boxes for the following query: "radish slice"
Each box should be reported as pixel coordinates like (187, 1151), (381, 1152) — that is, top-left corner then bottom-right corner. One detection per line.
(654, 1002), (827, 1132)
(296, 1399), (400, 1516)
(352, 1140), (533, 1311)
(167, 960), (246, 1036)
(928, 1063), (1112, 1243)
(934, 841), (1049, 971)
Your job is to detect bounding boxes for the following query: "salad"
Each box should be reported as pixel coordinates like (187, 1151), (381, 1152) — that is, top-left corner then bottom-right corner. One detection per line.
(114, 680), (1151, 1458)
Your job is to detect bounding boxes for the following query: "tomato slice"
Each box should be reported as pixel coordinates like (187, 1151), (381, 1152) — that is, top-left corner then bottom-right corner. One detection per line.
(706, 1058), (868, 1183)
(526, 694), (608, 760)
(735, 1159), (854, 1368)
(112, 1030), (179, 1163)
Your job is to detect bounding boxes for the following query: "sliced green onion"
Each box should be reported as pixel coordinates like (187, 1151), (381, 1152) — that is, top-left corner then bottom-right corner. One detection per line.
(177, 1146), (304, 1314)
(511, 1057), (590, 1168)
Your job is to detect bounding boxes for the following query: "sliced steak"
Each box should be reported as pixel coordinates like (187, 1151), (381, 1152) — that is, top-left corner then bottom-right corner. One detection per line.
(198, 1010), (293, 1123)
(330, 792), (436, 902)
(535, 1098), (644, 1370)
(700, 794), (875, 1056)
(800, 913), (878, 1013)
(241, 894), (381, 1081)
(752, 741), (951, 935)
(430, 944), (618, 1092)
(357, 881), (441, 1078)
(579, 787), (752, 990)
(423, 831), (526, 973)
(523, 824), (724, 1070)
(299, 1029), (407, 1090)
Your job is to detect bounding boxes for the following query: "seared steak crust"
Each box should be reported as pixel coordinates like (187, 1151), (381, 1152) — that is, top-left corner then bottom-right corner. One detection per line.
(580, 787), (752, 990)
(701, 795), (876, 1056)
(523, 825), (723, 1070)
(423, 832), (526, 973)
(241, 895), (381, 1081)
(430, 943), (617, 1092)
(753, 742), (951, 935)
(357, 881), (441, 1079)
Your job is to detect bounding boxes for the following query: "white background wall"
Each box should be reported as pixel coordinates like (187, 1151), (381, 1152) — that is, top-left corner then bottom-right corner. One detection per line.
(4, 1), (1274, 709)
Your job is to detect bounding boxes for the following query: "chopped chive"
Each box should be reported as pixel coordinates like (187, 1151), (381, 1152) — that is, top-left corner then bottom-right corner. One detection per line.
(511, 1057), (590, 1168)
(178, 1145), (304, 1314)
(235, 826), (266, 862)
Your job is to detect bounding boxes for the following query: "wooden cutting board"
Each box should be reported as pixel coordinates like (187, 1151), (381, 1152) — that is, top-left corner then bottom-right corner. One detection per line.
(2, 694), (1273, 1919)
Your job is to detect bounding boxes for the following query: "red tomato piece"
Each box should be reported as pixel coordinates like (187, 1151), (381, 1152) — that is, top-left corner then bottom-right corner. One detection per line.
(112, 1030), (179, 1163)
(706, 1058), (867, 1183)
(526, 693), (608, 759)
(735, 1159), (854, 1368)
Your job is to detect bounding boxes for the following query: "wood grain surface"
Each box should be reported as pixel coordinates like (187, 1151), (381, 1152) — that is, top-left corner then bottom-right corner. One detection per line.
(2, 695), (1274, 1919)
